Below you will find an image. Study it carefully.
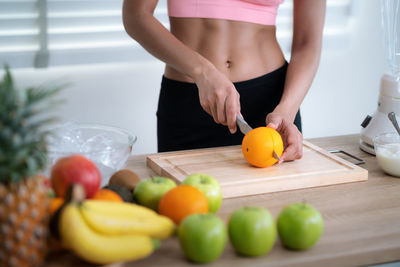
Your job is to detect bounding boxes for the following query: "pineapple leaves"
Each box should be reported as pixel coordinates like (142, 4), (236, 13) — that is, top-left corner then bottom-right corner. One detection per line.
(0, 65), (14, 98)
(0, 65), (64, 184)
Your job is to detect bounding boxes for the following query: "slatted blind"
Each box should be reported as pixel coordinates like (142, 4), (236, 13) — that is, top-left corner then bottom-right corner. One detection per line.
(277, 0), (356, 53)
(0, 0), (39, 68)
(0, 0), (355, 69)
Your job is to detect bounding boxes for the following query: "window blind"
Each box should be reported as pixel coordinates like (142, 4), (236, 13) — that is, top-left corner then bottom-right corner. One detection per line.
(0, 0), (40, 68)
(0, 0), (355, 69)
(277, 0), (356, 53)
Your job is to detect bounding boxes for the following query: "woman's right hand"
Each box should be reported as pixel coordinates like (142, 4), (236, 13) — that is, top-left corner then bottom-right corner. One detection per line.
(194, 65), (241, 134)
(123, 0), (240, 134)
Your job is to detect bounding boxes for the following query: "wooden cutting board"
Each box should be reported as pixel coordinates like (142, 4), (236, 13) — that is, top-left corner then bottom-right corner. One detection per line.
(146, 141), (368, 198)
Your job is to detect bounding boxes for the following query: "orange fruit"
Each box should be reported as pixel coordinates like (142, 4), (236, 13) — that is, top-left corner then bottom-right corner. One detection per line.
(242, 127), (283, 168)
(92, 188), (124, 202)
(158, 185), (209, 224)
(49, 197), (64, 215)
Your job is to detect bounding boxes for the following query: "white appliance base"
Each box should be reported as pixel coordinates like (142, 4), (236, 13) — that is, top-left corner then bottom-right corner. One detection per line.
(359, 140), (376, 155)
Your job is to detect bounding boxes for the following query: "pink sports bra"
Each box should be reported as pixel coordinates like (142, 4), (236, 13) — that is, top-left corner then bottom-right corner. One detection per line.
(167, 0), (284, 26)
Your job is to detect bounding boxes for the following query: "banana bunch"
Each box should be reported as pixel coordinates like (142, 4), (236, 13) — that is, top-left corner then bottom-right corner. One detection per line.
(80, 200), (175, 239)
(58, 199), (175, 264)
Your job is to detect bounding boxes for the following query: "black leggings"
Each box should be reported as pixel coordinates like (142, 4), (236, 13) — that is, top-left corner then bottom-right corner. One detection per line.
(156, 62), (301, 152)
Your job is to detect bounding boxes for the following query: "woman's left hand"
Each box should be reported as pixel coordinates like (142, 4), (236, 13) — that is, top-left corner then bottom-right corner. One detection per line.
(266, 112), (303, 163)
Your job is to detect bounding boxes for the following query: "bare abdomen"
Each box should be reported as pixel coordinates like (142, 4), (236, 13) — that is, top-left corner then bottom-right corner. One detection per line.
(164, 17), (286, 82)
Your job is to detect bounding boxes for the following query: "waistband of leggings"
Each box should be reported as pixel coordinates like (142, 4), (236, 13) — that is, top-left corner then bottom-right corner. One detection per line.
(161, 61), (288, 90)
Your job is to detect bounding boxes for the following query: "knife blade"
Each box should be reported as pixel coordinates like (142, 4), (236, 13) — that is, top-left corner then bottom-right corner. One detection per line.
(272, 150), (281, 162)
(236, 114), (281, 162)
(236, 114), (253, 135)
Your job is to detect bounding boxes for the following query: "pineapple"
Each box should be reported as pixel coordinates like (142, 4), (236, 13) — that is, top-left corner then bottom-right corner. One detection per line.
(0, 66), (61, 267)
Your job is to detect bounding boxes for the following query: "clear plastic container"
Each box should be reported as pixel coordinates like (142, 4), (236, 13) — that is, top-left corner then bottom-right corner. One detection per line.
(381, 0), (400, 78)
(45, 122), (137, 186)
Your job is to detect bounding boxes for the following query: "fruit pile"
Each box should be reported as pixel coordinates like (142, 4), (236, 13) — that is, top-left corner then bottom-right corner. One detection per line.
(133, 173), (227, 263)
(130, 171), (324, 263)
(45, 154), (324, 265)
(45, 155), (176, 264)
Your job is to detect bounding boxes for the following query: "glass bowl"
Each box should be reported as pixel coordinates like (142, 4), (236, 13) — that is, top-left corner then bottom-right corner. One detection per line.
(45, 122), (137, 185)
(373, 132), (400, 177)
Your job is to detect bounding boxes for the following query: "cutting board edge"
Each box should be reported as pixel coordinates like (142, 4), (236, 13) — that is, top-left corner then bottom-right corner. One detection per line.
(146, 156), (186, 183)
(221, 168), (368, 198)
(302, 140), (366, 172)
(146, 155), (163, 176)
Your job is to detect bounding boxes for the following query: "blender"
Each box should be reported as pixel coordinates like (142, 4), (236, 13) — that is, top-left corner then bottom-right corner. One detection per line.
(360, 0), (400, 155)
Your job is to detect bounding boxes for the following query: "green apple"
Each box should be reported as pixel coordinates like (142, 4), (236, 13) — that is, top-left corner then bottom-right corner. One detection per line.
(133, 177), (176, 211)
(178, 213), (227, 263)
(277, 203), (323, 250)
(182, 173), (222, 213)
(228, 207), (276, 257)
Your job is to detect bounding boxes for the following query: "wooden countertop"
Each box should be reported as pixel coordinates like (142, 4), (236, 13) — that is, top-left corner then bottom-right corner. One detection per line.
(45, 134), (400, 267)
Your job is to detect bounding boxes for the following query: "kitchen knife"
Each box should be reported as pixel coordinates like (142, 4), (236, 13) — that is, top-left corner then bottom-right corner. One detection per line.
(236, 114), (252, 135)
(236, 114), (281, 162)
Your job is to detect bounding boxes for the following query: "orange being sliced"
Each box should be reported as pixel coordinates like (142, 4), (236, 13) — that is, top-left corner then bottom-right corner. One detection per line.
(241, 127), (283, 168)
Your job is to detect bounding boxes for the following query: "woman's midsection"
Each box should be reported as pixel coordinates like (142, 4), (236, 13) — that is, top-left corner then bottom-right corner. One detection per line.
(164, 17), (286, 83)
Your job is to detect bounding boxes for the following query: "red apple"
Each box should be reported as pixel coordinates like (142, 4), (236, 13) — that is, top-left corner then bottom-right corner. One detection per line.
(51, 154), (101, 198)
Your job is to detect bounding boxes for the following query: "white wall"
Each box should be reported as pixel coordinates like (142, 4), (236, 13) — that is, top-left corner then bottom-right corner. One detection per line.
(2, 1), (385, 155)
(7, 61), (165, 155)
(301, 0), (385, 139)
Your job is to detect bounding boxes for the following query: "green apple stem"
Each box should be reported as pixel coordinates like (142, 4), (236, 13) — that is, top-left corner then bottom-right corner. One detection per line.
(151, 177), (162, 183)
(199, 176), (209, 184)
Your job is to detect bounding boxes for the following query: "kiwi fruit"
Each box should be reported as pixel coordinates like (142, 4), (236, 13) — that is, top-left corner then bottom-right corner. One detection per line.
(109, 169), (141, 191)
(103, 183), (134, 203)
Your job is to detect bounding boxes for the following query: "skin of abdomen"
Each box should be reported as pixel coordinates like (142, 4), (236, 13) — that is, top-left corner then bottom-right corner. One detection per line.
(164, 17), (286, 82)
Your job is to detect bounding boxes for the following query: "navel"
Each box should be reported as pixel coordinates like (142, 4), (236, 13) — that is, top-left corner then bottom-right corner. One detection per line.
(226, 60), (232, 68)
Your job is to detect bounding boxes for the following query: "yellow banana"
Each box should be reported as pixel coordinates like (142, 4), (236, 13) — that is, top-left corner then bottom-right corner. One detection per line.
(84, 200), (159, 218)
(59, 204), (156, 264)
(80, 200), (175, 239)
(79, 203), (175, 239)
